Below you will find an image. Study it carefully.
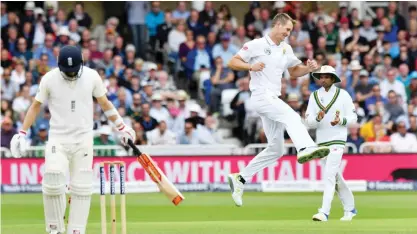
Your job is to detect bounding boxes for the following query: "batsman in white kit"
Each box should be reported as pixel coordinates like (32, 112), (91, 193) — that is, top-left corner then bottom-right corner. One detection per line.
(227, 13), (330, 206)
(10, 45), (136, 234)
(304, 65), (357, 221)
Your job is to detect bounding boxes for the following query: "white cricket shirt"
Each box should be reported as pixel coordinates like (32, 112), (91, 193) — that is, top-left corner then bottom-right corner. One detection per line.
(305, 85), (358, 146)
(237, 35), (301, 96)
(35, 67), (107, 143)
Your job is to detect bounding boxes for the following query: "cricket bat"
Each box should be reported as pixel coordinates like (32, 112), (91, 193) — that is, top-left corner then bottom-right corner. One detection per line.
(128, 140), (184, 205)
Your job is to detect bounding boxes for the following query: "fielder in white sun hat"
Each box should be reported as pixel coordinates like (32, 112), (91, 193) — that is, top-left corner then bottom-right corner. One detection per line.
(311, 65), (341, 83)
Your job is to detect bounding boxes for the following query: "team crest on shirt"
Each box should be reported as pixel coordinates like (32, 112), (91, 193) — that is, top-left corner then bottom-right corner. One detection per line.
(264, 47), (271, 55)
(243, 46), (248, 50)
(283, 48), (286, 55)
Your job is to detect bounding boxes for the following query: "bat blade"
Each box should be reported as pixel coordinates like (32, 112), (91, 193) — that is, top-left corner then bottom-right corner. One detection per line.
(137, 153), (184, 205)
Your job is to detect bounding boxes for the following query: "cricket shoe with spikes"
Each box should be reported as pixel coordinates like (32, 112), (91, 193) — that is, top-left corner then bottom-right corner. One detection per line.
(340, 209), (357, 221)
(312, 212), (329, 221)
(227, 173), (245, 207)
(297, 146), (330, 164)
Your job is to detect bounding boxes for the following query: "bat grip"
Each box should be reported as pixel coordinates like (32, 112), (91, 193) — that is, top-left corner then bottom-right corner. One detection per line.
(128, 139), (141, 155)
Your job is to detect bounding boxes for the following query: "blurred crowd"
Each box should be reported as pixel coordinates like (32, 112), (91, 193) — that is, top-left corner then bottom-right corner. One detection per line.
(1, 1), (417, 154)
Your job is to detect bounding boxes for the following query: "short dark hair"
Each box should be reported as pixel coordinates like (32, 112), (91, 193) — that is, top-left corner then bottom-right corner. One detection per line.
(271, 13), (296, 27)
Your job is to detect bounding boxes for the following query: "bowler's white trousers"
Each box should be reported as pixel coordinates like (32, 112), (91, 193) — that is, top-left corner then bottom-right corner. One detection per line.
(319, 145), (355, 215)
(240, 89), (316, 181)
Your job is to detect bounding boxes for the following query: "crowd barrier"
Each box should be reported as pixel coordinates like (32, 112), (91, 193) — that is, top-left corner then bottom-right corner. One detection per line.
(1, 154), (416, 194)
(4, 141), (399, 158)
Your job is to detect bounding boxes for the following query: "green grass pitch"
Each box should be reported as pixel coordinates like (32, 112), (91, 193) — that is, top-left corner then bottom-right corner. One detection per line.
(2, 191), (417, 234)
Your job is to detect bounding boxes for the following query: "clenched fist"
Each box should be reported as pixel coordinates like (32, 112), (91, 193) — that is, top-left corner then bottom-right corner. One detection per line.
(307, 59), (319, 72)
(250, 62), (265, 72)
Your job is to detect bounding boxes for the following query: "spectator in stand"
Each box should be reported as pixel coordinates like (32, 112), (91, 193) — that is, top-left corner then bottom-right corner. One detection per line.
(154, 70), (177, 99)
(344, 25), (369, 60)
(199, 1), (216, 36)
(406, 72), (417, 100)
(132, 121), (147, 145)
(347, 123), (365, 153)
(1, 68), (19, 102)
(385, 90), (405, 122)
(127, 1), (148, 59)
(254, 8), (271, 34)
(136, 102), (158, 132)
(167, 104), (185, 137)
(88, 39), (103, 62)
(14, 37), (33, 68)
(347, 60), (362, 89)
(381, 17), (398, 43)
(212, 33), (238, 67)
(396, 64), (412, 87)
(354, 70), (373, 107)
(167, 20), (186, 59)
(231, 26), (250, 50)
(1, 116), (17, 149)
(10, 59), (26, 85)
(290, 19), (310, 56)
(146, 120), (176, 145)
(81, 47), (96, 68)
(4, 25), (19, 55)
(359, 16), (377, 43)
(387, 1), (406, 31)
(187, 9), (204, 38)
(196, 115), (222, 144)
(287, 77), (301, 99)
(390, 121), (417, 152)
(338, 17), (352, 49)
(1, 2), (8, 28)
(209, 56), (235, 113)
(33, 33), (55, 66)
(149, 93), (170, 122)
(172, 1), (190, 23)
(94, 125), (116, 156)
(31, 123), (48, 146)
(66, 2), (92, 30)
(145, 1), (165, 50)
(184, 35), (212, 86)
(380, 68), (407, 104)
(364, 81), (386, 111)
(178, 120), (200, 144)
(156, 10), (174, 53)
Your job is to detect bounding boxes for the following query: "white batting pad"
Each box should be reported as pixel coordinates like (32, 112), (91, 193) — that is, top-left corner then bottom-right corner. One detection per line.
(42, 171), (67, 233)
(67, 169), (93, 234)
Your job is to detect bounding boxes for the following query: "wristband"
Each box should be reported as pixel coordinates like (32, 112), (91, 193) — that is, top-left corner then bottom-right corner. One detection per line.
(114, 117), (124, 127)
(19, 130), (27, 135)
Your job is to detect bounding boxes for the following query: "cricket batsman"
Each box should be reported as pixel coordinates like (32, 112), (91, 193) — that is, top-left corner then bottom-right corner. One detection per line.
(305, 65), (357, 221)
(10, 45), (136, 234)
(227, 13), (330, 207)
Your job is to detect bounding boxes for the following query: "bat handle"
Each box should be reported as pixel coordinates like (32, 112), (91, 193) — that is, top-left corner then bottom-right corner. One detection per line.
(127, 139), (141, 155)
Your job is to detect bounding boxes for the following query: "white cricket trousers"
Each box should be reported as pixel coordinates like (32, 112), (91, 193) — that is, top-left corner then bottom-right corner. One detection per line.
(240, 89), (316, 181)
(319, 145), (355, 215)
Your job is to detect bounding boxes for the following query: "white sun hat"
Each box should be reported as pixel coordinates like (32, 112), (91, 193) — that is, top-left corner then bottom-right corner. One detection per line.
(311, 65), (341, 83)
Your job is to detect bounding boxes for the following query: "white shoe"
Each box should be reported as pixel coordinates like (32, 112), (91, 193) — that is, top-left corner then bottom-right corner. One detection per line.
(312, 212), (328, 221)
(297, 146), (330, 164)
(227, 173), (244, 207)
(340, 209), (357, 221)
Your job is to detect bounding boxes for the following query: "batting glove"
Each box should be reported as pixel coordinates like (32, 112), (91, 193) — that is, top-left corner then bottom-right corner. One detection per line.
(10, 130), (29, 158)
